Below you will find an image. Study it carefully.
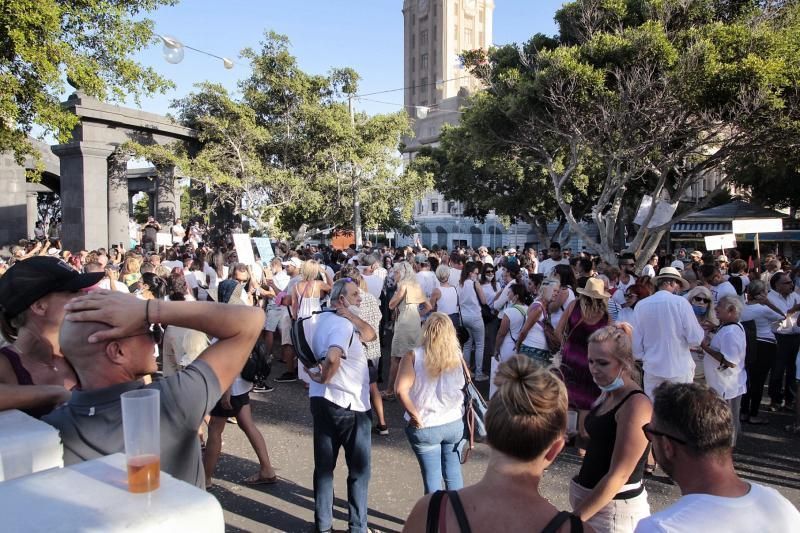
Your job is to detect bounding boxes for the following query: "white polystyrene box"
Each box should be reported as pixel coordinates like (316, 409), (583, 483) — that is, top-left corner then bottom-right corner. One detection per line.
(0, 409), (64, 481)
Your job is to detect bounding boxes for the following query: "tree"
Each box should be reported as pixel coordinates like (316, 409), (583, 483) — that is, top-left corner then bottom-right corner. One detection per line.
(172, 32), (432, 240)
(451, 0), (800, 266)
(1, 0), (177, 165)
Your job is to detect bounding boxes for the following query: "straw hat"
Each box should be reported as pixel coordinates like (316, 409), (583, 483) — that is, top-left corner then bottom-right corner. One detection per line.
(653, 266), (690, 290)
(576, 277), (611, 300)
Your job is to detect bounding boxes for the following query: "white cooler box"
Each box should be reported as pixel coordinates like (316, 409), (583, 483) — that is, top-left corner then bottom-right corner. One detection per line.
(0, 409), (63, 481)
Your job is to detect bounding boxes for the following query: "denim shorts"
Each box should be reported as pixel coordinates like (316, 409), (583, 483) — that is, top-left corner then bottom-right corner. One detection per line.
(520, 345), (553, 365)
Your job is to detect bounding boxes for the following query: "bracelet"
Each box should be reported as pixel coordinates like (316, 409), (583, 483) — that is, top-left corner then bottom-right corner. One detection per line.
(145, 299), (151, 326)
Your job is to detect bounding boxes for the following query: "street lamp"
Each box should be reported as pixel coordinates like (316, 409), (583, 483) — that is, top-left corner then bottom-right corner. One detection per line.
(158, 34), (235, 69)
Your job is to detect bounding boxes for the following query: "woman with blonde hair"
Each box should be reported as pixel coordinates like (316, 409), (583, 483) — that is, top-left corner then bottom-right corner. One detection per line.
(120, 256), (142, 287)
(570, 323), (652, 533)
(686, 285), (719, 383)
(404, 355), (589, 532)
(288, 259), (330, 386)
(396, 313), (466, 493)
(386, 261), (432, 399)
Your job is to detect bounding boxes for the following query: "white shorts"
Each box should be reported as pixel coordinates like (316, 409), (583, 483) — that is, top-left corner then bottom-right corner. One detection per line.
(643, 371), (694, 399)
(264, 309), (293, 346)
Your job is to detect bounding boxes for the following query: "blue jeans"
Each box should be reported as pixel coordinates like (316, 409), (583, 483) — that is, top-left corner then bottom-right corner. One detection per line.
(405, 417), (464, 494)
(310, 397), (372, 533)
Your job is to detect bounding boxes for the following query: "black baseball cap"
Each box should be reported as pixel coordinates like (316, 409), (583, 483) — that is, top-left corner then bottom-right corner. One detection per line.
(0, 257), (104, 317)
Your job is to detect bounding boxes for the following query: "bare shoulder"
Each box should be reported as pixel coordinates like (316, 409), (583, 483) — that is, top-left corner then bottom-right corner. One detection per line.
(618, 389), (653, 420)
(402, 493), (434, 532)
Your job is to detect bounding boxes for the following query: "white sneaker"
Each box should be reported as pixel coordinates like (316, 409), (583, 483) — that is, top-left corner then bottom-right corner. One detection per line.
(474, 373), (490, 382)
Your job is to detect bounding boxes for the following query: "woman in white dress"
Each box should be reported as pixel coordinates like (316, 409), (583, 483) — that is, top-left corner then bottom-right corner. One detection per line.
(491, 284), (530, 397)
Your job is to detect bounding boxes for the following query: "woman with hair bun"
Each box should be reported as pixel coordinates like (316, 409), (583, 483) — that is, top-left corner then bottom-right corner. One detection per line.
(396, 312), (466, 494)
(403, 355), (589, 532)
(569, 323), (652, 532)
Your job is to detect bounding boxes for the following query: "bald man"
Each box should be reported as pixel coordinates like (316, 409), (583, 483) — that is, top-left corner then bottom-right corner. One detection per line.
(43, 290), (263, 488)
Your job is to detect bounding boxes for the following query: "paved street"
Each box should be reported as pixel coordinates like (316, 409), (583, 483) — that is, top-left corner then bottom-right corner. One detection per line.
(206, 361), (800, 532)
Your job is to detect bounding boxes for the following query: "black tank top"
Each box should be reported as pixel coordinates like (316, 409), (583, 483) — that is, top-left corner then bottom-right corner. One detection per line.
(574, 390), (649, 497)
(0, 346), (54, 419)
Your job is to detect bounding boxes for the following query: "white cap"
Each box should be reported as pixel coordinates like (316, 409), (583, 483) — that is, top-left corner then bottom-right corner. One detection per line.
(281, 257), (302, 268)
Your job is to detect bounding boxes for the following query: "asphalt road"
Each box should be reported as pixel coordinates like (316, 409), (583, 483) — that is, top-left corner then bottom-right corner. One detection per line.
(207, 363), (800, 532)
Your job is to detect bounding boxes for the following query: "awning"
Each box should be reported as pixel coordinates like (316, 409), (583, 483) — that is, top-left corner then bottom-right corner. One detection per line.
(739, 231), (800, 242)
(670, 222), (732, 233)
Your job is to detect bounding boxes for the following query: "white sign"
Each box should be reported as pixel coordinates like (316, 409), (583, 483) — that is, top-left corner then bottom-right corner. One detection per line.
(732, 218), (783, 234)
(704, 233), (736, 251)
(156, 233), (172, 246)
(634, 195), (678, 228)
(232, 233), (256, 267)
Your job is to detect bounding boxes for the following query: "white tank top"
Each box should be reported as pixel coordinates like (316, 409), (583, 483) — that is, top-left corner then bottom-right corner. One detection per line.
(437, 285), (459, 315)
(405, 347), (465, 427)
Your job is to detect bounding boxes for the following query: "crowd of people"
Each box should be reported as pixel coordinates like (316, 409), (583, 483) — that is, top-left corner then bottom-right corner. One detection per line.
(0, 224), (799, 532)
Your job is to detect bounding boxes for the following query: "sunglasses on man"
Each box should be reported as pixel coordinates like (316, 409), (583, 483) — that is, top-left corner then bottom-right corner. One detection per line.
(642, 423), (687, 445)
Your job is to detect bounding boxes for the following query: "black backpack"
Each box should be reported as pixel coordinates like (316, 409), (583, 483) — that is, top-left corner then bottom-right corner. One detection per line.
(240, 338), (272, 382)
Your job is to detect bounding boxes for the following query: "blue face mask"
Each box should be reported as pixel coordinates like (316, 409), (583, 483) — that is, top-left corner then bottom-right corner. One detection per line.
(597, 370), (625, 393)
(692, 304), (707, 317)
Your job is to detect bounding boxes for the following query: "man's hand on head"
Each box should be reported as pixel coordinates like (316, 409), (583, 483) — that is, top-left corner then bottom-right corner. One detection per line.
(64, 289), (148, 343)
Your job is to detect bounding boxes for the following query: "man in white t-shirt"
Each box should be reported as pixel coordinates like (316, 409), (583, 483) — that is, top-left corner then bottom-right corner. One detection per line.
(699, 265), (737, 306)
(307, 279), (376, 533)
(538, 242), (569, 275)
(170, 218), (186, 244)
(636, 382), (800, 532)
(448, 252), (464, 287)
(415, 254), (439, 298)
(612, 254), (639, 308)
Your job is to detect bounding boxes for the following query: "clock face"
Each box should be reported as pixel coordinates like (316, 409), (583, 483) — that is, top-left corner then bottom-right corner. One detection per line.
(464, 0), (477, 14)
(418, 0), (429, 13)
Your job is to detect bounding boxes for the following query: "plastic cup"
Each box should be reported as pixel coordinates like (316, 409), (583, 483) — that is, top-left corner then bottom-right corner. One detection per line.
(567, 410), (578, 435)
(121, 389), (161, 493)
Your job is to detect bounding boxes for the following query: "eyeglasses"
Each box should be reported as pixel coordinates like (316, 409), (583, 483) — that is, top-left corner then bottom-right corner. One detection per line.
(116, 325), (164, 345)
(485, 270), (494, 273)
(642, 423), (687, 445)
(691, 296), (711, 304)
(624, 293), (635, 298)
(620, 262), (635, 267)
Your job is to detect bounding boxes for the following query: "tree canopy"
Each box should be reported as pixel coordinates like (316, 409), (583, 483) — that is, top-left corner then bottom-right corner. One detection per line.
(422, 0), (800, 264)
(1, 0), (177, 164)
(172, 32), (432, 239)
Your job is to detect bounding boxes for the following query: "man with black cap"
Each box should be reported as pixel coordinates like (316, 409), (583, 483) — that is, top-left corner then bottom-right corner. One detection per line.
(0, 257), (104, 417)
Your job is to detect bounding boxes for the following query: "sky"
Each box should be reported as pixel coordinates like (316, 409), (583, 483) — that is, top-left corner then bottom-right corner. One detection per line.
(128, 0), (568, 117)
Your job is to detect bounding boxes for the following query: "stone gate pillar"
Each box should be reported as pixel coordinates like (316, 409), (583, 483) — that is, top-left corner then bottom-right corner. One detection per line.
(108, 148), (132, 249)
(155, 164), (178, 224)
(52, 142), (115, 251)
(26, 191), (38, 240)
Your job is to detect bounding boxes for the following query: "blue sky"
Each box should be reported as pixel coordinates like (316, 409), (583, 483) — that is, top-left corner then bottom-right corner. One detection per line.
(130, 0), (567, 117)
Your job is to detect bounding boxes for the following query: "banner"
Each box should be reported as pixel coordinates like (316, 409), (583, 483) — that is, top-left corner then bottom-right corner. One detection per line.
(252, 237), (275, 264)
(633, 195), (678, 228)
(232, 233), (256, 267)
(156, 233), (172, 246)
(731, 218), (783, 234)
(704, 233), (736, 251)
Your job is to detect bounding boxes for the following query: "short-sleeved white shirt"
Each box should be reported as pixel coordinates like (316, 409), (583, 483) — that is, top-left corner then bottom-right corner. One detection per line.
(634, 482), (800, 533)
(704, 322), (747, 399)
(310, 312), (370, 412)
(740, 304), (782, 343)
(499, 304), (527, 357)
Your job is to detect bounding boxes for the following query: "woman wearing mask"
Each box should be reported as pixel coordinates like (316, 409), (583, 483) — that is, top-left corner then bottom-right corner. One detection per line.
(403, 356), (589, 532)
(396, 313), (466, 494)
(570, 324), (652, 532)
(492, 284), (531, 397)
(685, 286), (719, 383)
(386, 262), (432, 400)
(480, 263), (501, 367)
(457, 262), (489, 382)
(517, 277), (560, 365)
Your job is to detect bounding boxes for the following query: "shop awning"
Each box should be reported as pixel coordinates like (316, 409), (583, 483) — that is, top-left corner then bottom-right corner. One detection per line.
(670, 222), (733, 233)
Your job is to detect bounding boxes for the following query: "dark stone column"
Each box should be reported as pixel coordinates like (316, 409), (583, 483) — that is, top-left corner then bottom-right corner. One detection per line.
(155, 164), (177, 224)
(0, 153), (28, 244)
(107, 148), (132, 249)
(26, 191), (38, 240)
(52, 142), (115, 251)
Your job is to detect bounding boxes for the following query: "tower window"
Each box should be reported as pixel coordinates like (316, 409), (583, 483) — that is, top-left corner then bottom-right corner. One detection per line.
(420, 29), (429, 47)
(420, 53), (428, 71)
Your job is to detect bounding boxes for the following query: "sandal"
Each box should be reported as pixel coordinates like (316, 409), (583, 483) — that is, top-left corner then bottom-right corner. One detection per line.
(242, 473), (278, 486)
(645, 463), (656, 476)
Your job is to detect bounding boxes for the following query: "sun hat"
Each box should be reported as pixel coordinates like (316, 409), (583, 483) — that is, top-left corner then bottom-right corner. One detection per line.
(575, 277), (611, 300)
(653, 266), (690, 290)
(689, 250), (702, 259)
